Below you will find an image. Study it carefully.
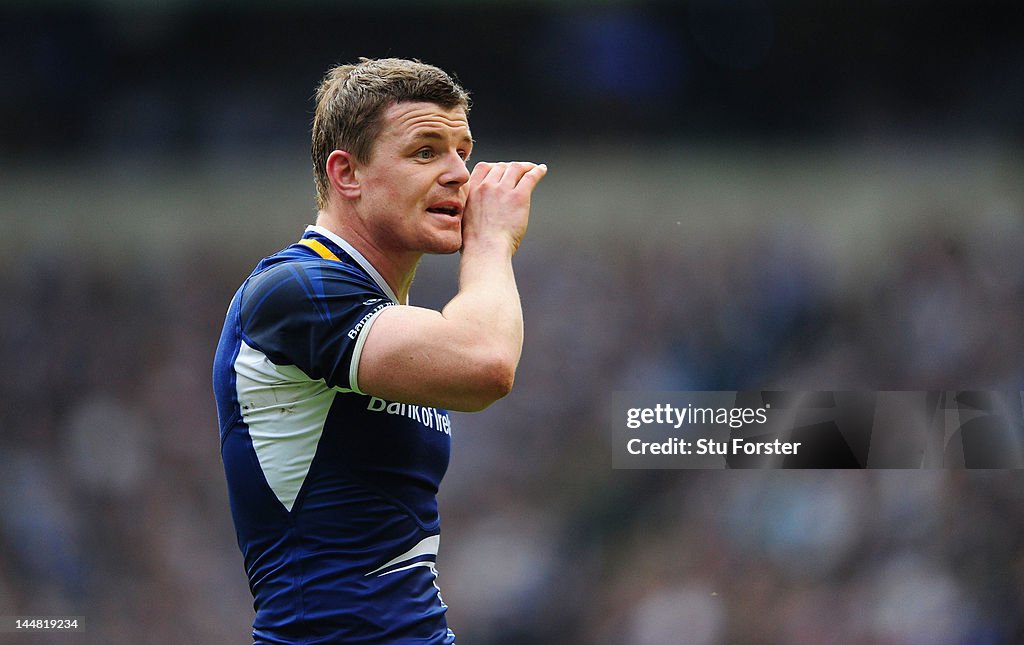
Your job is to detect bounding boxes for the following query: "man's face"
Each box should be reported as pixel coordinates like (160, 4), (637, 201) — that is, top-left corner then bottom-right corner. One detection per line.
(355, 101), (473, 257)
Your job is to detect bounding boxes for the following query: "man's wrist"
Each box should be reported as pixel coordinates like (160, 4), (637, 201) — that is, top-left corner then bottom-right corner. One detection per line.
(460, 232), (521, 258)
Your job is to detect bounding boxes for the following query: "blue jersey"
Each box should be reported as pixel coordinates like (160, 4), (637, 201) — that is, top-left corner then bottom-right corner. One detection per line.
(213, 225), (455, 644)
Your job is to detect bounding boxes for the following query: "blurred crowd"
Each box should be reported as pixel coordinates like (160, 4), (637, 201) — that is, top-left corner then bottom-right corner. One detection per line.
(1, 195), (1022, 643)
(3, 1), (1023, 641)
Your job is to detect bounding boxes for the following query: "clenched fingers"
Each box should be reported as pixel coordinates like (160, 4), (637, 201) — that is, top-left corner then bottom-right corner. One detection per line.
(470, 161), (548, 194)
(513, 162), (547, 194)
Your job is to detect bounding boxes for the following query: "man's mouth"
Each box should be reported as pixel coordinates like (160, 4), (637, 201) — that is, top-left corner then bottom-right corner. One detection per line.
(426, 202), (462, 217)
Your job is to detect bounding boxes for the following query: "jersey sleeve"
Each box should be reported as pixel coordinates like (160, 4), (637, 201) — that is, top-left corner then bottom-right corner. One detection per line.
(237, 259), (394, 392)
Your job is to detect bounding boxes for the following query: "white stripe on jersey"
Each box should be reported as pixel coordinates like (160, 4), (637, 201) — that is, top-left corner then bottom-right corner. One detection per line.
(235, 340), (346, 512)
(365, 535), (440, 577)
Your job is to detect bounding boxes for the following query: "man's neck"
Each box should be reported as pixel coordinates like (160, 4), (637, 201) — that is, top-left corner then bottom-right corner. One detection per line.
(314, 210), (419, 304)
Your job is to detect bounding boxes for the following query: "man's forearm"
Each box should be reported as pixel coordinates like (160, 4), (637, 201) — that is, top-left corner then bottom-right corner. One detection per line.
(441, 240), (524, 395)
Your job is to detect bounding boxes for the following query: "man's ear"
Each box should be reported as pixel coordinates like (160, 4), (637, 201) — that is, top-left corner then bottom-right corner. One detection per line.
(326, 150), (360, 199)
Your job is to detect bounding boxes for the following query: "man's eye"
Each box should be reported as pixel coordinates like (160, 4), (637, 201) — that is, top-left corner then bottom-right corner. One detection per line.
(415, 149), (434, 159)
(458, 150), (469, 160)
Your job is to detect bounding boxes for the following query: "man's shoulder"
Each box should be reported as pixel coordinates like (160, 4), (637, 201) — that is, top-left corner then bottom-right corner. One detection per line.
(244, 245), (382, 303)
(236, 245), (390, 341)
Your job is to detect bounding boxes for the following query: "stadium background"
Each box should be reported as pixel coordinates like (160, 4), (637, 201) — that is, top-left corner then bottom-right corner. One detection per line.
(2, 1), (1023, 642)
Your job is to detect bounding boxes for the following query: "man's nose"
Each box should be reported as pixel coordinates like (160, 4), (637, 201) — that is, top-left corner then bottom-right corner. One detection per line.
(441, 155), (470, 186)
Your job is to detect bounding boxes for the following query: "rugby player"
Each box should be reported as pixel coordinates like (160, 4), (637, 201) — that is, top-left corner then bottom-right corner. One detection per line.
(213, 57), (546, 644)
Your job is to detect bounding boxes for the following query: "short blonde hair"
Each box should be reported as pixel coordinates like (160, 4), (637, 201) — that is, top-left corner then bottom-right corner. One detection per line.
(311, 58), (471, 210)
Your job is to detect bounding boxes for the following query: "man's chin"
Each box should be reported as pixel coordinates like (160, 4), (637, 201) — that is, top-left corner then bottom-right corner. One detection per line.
(426, 233), (463, 256)
(429, 247), (461, 256)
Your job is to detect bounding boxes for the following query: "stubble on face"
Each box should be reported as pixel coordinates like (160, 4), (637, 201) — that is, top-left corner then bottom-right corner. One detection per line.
(358, 102), (473, 258)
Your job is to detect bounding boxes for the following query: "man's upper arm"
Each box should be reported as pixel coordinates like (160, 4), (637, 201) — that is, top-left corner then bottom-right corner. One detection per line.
(356, 304), (517, 412)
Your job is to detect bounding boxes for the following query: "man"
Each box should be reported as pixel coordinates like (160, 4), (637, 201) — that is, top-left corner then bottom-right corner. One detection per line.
(213, 58), (545, 643)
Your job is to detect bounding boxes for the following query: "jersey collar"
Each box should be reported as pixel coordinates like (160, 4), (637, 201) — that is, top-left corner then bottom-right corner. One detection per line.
(303, 225), (402, 304)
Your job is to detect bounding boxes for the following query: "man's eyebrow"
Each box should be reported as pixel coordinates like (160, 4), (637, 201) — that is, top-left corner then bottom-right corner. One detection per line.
(410, 131), (474, 146)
